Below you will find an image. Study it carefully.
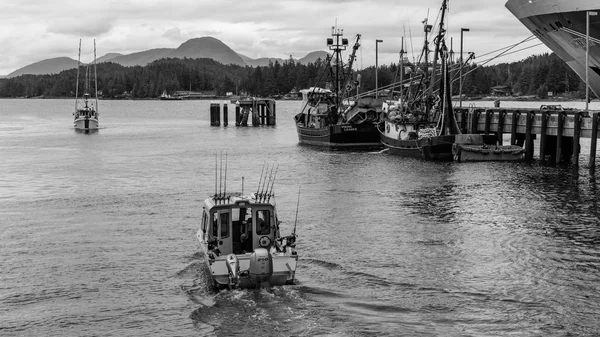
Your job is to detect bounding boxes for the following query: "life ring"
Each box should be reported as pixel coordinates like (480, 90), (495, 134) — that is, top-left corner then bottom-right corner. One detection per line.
(398, 127), (407, 140)
(259, 236), (271, 248)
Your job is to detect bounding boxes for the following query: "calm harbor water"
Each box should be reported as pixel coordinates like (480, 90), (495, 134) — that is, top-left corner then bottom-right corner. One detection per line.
(1, 98), (599, 336)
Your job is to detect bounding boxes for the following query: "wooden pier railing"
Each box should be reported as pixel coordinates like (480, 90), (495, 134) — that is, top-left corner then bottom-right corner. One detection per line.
(454, 107), (599, 167)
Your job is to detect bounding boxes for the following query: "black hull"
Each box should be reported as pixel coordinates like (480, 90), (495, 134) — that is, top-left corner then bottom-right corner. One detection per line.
(379, 130), (456, 161)
(295, 123), (382, 148)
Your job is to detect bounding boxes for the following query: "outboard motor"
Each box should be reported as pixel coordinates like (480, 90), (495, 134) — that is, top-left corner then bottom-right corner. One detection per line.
(226, 254), (240, 288)
(249, 248), (273, 287)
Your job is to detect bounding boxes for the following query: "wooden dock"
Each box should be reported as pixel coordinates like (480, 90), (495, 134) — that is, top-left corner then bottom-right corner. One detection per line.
(454, 107), (599, 167)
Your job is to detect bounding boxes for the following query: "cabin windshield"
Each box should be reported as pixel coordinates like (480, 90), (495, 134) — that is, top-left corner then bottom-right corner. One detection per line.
(212, 212), (230, 238)
(256, 209), (271, 235)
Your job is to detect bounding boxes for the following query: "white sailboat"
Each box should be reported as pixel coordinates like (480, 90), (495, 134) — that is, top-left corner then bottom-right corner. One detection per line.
(73, 39), (99, 131)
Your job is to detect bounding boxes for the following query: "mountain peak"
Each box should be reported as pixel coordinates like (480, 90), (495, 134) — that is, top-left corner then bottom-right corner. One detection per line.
(7, 57), (78, 78)
(170, 37), (245, 66)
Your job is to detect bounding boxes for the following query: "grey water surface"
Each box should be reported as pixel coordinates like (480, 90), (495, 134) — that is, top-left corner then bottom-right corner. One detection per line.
(1, 98), (599, 336)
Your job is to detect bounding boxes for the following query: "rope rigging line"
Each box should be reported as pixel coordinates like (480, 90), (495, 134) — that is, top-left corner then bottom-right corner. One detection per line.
(459, 34), (541, 80)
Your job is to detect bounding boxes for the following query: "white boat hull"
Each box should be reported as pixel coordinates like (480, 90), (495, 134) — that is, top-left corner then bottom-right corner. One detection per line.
(197, 228), (298, 289)
(506, 0), (600, 98)
(74, 117), (99, 130)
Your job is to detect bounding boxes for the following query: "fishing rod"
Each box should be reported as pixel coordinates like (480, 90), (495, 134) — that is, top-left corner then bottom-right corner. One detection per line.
(219, 151), (223, 199)
(214, 152), (218, 198)
(259, 164), (273, 201)
(266, 164), (279, 202)
(224, 151), (228, 200)
(256, 162), (266, 197)
(292, 186), (300, 237)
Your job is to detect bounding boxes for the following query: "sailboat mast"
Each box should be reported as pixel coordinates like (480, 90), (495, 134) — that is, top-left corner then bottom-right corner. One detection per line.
(94, 39), (98, 113)
(75, 39), (81, 112)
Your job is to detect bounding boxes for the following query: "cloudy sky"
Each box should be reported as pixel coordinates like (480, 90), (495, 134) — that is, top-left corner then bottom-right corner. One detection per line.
(0, 0), (550, 75)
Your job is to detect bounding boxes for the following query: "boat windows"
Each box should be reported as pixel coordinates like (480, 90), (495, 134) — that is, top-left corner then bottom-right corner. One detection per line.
(219, 213), (230, 238)
(201, 212), (208, 234)
(256, 210), (271, 235)
(212, 213), (218, 237)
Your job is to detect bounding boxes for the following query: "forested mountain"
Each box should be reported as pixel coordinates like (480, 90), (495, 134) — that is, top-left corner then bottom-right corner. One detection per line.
(6, 57), (79, 78)
(0, 52), (591, 100)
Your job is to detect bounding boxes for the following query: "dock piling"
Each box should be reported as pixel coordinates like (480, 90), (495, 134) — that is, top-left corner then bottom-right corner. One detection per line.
(572, 111), (581, 166)
(556, 112), (564, 164)
(223, 104), (228, 127)
(210, 103), (220, 126)
(590, 112), (598, 169)
(470, 109), (480, 134)
(497, 110), (506, 145)
(525, 111), (534, 161)
(540, 111), (549, 162)
(511, 111), (520, 145)
(484, 110), (491, 135)
(461, 110), (468, 133)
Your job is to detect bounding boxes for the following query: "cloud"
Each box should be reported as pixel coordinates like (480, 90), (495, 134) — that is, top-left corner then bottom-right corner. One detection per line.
(46, 17), (116, 37)
(0, 0), (553, 75)
(161, 27), (189, 42)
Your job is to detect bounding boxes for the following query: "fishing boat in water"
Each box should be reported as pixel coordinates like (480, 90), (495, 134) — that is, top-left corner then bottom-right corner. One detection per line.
(379, 0), (498, 160)
(159, 90), (182, 100)
(73, 39), (99, 131)
(294, 29), (383, 148)
(196, 159), (298, 289)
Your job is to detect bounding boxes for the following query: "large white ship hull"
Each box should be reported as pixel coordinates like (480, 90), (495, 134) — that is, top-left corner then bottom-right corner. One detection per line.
(506, 0), (600, 98)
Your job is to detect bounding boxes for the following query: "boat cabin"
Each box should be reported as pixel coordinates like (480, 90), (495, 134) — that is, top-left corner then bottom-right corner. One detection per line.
(201, 196), (278, 256)
(76, 107), (96, 118)
(75, 94), (97, 118)
(296, 87), (334, 128)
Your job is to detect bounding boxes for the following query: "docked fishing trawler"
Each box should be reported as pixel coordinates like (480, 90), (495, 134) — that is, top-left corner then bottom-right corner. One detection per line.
(197, 163), (298, 289)
(379, 0), (497, 160)
(73, 39), (99, 131)
(294, 29), (382, 148)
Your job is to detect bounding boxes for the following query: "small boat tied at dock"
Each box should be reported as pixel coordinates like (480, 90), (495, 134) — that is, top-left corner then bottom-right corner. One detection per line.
(294, 28), (383, 148)
(197, 156), (298, 290)
(73, 39), (99, 131)
(451, 134), (524, 162)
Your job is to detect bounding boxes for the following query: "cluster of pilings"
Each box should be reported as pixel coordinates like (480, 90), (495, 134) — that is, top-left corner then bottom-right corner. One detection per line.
(210, 103), (228, 126)
(455, 107), (599, 167)
(235, 99), (276, 126)
(210, 99), (276, 127)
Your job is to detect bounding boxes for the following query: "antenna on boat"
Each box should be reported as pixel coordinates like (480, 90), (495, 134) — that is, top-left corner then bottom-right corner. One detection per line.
(75, 39), (81, 113)
(241, 176), (244, 196)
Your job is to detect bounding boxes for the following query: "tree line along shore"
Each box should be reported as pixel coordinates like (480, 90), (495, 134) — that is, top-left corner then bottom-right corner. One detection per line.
(0, 53), (593, 101)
